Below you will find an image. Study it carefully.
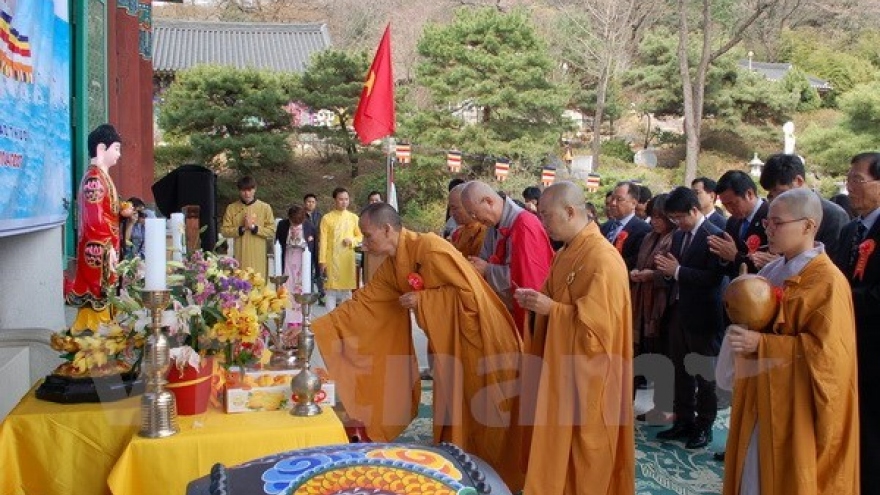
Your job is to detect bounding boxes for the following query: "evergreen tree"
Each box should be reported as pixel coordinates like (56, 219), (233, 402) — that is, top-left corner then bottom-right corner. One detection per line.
(158, 65), (296, 172)
(399, 7), (570, 178)
(291, 49), (369, 177)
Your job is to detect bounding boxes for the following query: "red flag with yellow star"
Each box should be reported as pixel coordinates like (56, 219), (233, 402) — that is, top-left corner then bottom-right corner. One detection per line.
(353, 24), (395, 144)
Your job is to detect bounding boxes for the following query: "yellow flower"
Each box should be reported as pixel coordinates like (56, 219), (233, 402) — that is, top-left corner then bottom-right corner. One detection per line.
(71, 336), (110, 374)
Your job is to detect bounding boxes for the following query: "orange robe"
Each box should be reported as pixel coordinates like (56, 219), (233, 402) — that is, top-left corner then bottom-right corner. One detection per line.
(723, 253), (860, 495)
(523, 221), (634, 495)
(313, 228), (526, 490)
(450, 222), (487, 258)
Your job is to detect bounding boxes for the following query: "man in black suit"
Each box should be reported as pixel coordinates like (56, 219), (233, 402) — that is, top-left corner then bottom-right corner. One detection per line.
(600, 181), (652, 270)
(691, 177), (727, 229)
(654, 187), (725, 450)
(760, 154), (850, 264)
(834, 152), (880, 495)
(303, 193), (324, 301)
(708, 171), (769, 275)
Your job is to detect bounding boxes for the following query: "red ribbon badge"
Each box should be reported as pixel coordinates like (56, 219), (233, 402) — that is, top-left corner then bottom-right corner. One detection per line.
(746, 234), (761, 254)
(407, 272), (425, 291)
(614, 230), (629, 253)
(854, 239), (876, 281)
(772, 286), (785, 303)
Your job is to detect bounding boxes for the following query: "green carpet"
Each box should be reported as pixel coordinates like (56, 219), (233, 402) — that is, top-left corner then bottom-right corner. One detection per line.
(395, 380), (728, 495)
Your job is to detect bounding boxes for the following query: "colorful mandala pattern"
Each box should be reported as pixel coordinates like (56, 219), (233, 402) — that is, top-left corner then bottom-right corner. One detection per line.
(261, 446), (474, 495)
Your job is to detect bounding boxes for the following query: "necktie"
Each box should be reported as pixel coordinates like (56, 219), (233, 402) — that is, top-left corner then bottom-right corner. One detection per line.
(606, 220), (621, 242)
(680, 231), (693, 258)
(849, 221), (868, 268)
(739, 219), (749, 240)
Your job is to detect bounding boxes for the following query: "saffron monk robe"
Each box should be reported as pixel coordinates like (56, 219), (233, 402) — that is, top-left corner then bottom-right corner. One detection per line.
(447, 182), (487, 258)
(515, 182), (634, 495)
(312, 203), (526, 491)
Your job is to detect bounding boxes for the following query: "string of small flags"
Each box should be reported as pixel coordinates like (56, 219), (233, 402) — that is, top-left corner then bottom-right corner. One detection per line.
(389, 142), (601, 190)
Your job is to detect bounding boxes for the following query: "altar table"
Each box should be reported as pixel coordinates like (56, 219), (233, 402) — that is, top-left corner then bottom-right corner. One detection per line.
(107, 405), (348, 495)
(0, 387), (348, 495)
(0, 391), (140, 495)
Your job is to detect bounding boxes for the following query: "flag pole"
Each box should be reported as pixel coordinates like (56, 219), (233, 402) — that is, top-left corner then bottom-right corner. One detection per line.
(386, 137), (398, 210)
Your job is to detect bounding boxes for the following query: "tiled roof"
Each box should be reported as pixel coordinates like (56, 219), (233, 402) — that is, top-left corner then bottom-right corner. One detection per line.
(152, 20), (332, 73)
(736, 60), (833, 90)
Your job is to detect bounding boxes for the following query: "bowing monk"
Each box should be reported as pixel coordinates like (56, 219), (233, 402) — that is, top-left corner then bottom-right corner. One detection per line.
(514, 181), (634, 495)
(312, 203), (526, 490)
(447, 182), (486, 258)
(720, 188), (859, 495)
(461, 181), (554, 335)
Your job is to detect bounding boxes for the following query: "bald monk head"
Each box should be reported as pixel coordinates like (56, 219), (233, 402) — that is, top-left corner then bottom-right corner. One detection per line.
(359, 202), (403, 256)
(448, 183), (475, 226)
(765, 188), (822, 260)
(538, 181), (591, 244)
(461, 181), (504, 227)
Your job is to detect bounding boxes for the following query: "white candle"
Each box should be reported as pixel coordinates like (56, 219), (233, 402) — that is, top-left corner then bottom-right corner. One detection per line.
(274, 240), (283, 280)
(144, 218), (167, 290)
(170, 213), (184, 261)
(301, 245), (312, 293)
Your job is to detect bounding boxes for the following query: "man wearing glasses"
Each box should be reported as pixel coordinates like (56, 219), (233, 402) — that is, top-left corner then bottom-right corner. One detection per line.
(835, 152), (880, 495)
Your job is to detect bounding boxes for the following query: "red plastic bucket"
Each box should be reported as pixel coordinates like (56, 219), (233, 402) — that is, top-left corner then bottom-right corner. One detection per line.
(166, 357), (213, 415)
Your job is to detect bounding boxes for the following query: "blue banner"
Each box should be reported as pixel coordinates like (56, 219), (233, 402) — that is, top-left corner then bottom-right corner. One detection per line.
(0, 0), (71, 237)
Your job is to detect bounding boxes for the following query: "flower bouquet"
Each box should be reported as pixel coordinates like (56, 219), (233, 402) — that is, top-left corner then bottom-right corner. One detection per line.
(112, 250), (290, 412)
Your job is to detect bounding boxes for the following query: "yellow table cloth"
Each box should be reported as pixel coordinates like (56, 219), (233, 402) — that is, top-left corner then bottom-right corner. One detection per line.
(0, 390), (140, 495)
(107, 406), (348, 495)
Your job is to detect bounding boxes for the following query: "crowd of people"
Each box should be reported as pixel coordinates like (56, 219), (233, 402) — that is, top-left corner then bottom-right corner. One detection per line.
(64, 123), (876, 494)
(282, 151), (877, 495)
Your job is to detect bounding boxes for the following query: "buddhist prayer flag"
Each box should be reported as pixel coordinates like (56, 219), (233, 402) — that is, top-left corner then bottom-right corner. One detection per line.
(541, 166), (556, 187)
(446, 150), (462, 173)
(585, 173), (601, 192)
(495, 159), (510, 182)
(0, 9), (33, 83)
(395, 144), (411, 164)
(353, 24), (395, 145)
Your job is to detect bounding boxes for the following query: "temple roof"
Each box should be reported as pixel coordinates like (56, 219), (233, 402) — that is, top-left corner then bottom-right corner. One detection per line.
(152, 19), (331, 73)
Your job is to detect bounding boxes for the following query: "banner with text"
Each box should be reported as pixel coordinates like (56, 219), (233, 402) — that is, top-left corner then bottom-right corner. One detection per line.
(0, 0), (71, 237)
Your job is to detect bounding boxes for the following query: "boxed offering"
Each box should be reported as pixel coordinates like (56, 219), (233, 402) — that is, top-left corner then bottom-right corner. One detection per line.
(224, 368), (335, 413)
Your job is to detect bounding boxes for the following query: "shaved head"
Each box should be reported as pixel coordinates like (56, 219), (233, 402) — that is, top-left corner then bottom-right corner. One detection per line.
(772, 188), (823, 225)
(542, 182), (587, 211)
(538, 181), (590, 243)
(461, 180), (498, 203)
(448, 183), (472, 225)
(359, 202), (402, 231)
(461, 180), (504, 226)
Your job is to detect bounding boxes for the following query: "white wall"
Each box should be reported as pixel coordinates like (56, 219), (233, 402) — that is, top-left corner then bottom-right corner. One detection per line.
(0, 226), (66, 420)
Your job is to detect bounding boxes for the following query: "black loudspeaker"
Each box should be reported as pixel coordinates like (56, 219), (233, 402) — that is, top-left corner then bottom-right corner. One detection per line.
(152, 164), (218, 251)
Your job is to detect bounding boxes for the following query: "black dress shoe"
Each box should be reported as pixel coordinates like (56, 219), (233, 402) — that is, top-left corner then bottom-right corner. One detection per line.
(685, 427), (713, 449)
(656, 422), (693, 440)
(713, 451), (726, 462)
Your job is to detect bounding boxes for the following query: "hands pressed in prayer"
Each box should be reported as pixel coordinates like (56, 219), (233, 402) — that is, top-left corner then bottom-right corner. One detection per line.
(707, 232), (739, 262)
(242, 212), (257, 229)
(749, 251), (779, 269)
(399, 291), (420, 310)
(653, 253), (679, 277)
(513, 288), (553, 315)
(727, 324), (760, 355)
(468, 256), (488, 276)
(342, 237), (353, 247)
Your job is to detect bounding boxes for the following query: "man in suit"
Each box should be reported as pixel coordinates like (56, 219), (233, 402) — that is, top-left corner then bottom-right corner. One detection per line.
(654, 187), (726, 450)
(708, 171), (769, 275)
(601, 181), (652, 270)
(303, 193), (324, 302)
(691, 177), (727, 229)
(760, 153), (850, 264)
(834, 151), (880, 495)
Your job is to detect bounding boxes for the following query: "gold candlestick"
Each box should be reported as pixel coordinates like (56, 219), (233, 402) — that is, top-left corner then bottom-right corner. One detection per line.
(291, 292), (322, 416)
(139, 290), (180, 438)
(267, 275), (298, 370)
